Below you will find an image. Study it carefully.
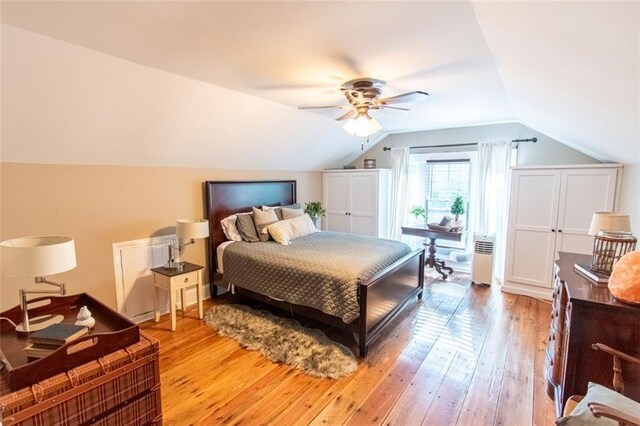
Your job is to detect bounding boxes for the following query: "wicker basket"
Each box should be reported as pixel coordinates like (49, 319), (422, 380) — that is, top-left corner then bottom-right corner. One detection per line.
(0, 332), (161, 426)
(591, 231), (637, 275)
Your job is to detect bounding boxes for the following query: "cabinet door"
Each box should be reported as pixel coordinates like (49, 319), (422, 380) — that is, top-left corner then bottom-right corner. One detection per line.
(505, 170), (561, 288)
(323, 173), (349, 232)
(555, 169), (617, 256)
(350, 172), (378, 236)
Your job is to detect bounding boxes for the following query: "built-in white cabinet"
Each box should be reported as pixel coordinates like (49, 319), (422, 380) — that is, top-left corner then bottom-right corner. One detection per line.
(322, 169), (390, 238)
(503, 165), (621, 298)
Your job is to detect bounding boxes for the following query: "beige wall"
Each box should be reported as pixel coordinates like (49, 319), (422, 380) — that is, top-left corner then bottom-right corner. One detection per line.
(620, 163), (640, 237)
(0, 163), (321, 310)
(350, 122), (600, 169)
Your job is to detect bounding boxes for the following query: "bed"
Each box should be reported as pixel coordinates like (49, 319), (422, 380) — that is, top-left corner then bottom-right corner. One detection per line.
(204, 180), (425, 356)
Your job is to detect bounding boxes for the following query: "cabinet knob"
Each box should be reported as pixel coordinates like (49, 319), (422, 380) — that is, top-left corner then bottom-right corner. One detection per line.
(558, 229), (563, 233)
(551, 229), (556, 232)
(184, 277), (189, 283)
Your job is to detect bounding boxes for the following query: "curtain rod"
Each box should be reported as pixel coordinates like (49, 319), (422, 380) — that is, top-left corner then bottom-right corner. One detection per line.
(382, 137), (537, 151)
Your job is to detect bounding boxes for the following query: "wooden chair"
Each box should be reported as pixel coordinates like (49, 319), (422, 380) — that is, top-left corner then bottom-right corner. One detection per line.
(560, 343), (640, 426)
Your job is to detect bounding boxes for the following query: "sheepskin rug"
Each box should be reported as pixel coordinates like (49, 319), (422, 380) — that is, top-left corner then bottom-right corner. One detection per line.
(204, 304), (358, 379)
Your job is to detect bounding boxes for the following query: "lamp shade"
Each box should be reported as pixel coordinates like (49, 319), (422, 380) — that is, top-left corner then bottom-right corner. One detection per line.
(0, 236), (76, 278)
(588, 212), (631, 236)
(176, 219), (209, 239)
(343, 114), (382, 137)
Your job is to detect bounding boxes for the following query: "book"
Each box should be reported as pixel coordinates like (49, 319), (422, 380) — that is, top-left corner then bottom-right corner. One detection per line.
(29, 323), (89, 346)
(25, 338), (95, 359)
(574, 262), (609, 284)
(24, 344), (58, 359)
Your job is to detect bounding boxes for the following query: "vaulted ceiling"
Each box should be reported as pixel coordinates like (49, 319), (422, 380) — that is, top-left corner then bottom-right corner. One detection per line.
(2, 1), (638, 167)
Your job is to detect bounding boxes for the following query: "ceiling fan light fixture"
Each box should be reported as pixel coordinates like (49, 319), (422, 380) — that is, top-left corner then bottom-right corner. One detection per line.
(343, 113), (381, 137)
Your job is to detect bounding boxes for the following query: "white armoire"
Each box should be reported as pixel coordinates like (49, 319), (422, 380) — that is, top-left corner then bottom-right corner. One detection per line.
(322, 169), (390, 238)
(503, 165), (622, 299)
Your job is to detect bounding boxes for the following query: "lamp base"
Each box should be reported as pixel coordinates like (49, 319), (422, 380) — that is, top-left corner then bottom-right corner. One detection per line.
(15, 314), (64, 334)
(163, 262), (185, 272)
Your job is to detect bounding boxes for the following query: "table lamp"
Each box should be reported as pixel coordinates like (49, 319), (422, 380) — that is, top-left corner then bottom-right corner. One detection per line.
(587, 212), (636, 276)
(166, 219), (209, 271)
(0, 236), (77, 333)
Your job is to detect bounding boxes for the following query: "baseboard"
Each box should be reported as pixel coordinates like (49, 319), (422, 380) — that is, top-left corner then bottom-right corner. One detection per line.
(501, 282), (553, 300)
(133, 283), (227, 324)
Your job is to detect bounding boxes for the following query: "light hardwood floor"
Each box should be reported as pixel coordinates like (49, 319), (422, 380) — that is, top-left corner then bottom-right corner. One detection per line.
(141, 272), (556, 425)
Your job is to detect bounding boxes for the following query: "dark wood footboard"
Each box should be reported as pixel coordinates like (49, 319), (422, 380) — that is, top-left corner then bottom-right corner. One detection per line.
(358, 247), (425, 356)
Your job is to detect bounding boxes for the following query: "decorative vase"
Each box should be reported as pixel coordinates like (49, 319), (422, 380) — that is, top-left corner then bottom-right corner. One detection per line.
(314, 217), (321, 230)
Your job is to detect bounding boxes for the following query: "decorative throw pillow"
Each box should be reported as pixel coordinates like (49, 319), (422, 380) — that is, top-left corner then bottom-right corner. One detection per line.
(264, 220), (297, 245)
(236, 213), (260, 242)
(252, 207), (279, 242)
(557, 382), (640, 425)
(282, 206), (304, 220)
(220, 214), (244, 242)
(264, 214), (318, 245)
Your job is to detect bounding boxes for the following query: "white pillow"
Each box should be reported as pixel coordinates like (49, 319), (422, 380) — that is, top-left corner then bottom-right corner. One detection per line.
(263, 214), (318, 245)
(220, 213), (249, 242)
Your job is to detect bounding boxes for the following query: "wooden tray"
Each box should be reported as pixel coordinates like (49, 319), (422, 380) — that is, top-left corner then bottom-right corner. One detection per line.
(0, 293), (139, 391)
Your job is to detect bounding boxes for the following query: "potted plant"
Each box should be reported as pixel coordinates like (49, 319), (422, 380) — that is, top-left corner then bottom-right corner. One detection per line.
(304, 201), (326, 229)
(450, 195), (465, 221)
(409, 205), (426, 224)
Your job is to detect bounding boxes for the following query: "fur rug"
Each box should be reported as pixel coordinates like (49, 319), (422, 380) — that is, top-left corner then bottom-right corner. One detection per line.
(204, 304), (358, 379)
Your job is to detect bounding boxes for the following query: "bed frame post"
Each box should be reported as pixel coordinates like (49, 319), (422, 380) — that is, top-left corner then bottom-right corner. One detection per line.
(359, 286), (369, 357)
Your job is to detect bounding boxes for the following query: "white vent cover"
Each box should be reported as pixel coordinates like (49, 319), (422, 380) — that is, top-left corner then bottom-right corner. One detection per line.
(475, 239), (495, 255)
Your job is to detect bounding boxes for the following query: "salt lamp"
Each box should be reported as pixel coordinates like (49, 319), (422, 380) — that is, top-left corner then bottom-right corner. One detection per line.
(608, 251), (640, 305)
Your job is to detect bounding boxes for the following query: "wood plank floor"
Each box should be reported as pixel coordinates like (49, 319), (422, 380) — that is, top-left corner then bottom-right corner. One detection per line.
(141, 272), (556, 425)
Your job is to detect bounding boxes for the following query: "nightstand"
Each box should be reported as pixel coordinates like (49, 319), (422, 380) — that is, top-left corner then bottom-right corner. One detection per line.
(151, 262), (204, 331)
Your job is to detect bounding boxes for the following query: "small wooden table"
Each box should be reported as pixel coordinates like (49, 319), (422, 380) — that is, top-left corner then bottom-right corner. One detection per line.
(401, 226), (463, 280)
(151, 262), (204, 331)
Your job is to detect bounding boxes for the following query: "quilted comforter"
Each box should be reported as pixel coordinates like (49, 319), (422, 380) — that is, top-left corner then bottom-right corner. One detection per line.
(222, 231), (412, 323)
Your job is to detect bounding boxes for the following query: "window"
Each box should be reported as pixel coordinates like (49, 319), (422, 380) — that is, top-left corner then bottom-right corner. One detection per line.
(407, 153), (475, 250)
(424, 160), (470, 227)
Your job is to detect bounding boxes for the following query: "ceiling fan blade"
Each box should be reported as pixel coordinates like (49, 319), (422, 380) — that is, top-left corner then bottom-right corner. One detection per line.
(335, 110), (356, 121)
(379, 91), (429, 105)
(375, 105), (410, 112)
(298, 105), (350, 110)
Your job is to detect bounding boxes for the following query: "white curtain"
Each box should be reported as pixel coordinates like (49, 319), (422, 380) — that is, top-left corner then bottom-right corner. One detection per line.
(473, 141), (512, 284)
(389, 147), (410, 241)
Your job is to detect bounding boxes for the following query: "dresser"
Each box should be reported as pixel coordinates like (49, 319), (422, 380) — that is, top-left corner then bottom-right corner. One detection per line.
(322, 169), (390, 238)
(546, 252), (640, 416)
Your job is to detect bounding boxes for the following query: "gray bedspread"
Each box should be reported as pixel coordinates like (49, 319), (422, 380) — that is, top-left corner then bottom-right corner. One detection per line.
(222, 231), (412, 323)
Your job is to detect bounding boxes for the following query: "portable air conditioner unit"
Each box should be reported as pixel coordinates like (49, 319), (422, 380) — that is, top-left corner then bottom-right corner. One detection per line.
(472, 233), (495, 285)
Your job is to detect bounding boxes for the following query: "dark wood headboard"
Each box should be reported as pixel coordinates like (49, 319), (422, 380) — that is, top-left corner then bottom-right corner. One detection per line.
(203, 180), (297, 294)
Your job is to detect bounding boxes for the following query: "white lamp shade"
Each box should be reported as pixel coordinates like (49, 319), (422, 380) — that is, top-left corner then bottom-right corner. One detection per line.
(176, 219), (209, 239)
(0, 236), (77, 278)
(588, 212), (632, 236)
(343, 115), (382, 137)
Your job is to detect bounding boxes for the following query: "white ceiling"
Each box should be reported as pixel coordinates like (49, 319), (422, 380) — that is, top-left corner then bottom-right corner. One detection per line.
(2, 1), (638, 165)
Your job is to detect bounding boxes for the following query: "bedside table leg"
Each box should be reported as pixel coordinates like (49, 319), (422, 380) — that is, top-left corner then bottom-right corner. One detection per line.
(197, 272), (203, 320)
(181, 288), (187, 312)
(154, 286), (160, 323)
(170, 290), (177, 331)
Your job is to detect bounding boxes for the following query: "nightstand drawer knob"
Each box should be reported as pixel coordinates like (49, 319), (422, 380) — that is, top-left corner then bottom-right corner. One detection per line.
(184, 277), (189, 283)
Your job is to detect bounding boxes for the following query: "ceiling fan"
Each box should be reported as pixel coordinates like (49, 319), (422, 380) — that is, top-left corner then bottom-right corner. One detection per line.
(299, 78), (429, 138)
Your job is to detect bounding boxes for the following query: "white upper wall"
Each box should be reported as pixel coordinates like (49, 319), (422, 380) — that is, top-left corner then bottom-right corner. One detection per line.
(473, 1), (639, 163)
(1, 25), (363, 171)
(349, 123), (600, 170)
